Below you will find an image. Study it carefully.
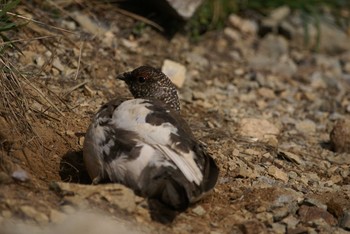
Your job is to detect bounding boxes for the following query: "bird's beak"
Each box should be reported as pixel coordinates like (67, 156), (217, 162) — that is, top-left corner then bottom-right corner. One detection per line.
(117, 72), (130, 81)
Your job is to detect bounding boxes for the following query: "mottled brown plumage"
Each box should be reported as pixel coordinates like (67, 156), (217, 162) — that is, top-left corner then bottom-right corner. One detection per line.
(117, 66), (180, 112)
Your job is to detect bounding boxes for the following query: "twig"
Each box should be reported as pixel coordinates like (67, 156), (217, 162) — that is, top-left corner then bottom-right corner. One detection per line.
(115, 8), (164, 32)
(0, 35), (60, 46)
(62, 80), (89, 97)
(3, 11), (77, 34)
(74, 41), (84, 80)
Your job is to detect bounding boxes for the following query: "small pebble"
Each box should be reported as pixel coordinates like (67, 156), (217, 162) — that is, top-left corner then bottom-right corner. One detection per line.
(192, 205), (206, 216)
(11, 169), (30, 182)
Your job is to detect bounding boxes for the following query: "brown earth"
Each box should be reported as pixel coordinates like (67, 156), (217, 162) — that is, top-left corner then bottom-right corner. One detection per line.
(1, 1), (350, 234)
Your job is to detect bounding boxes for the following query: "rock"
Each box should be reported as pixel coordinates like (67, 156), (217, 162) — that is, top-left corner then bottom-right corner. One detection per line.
(162, 59), (187, 88)
(185, 52), (209, 69)
(298, 205), (338, 226)
(120, 39), (139, 51)
(268, 165), (289, 183)
(289, 15), (350, 53)
(330, 119), (350, 152)
(278, 151), (305, 166)
(239, 118), (280, 141)
(270, 223), (286, 234)
(257, 87), (276, 99)
(192, 205), (206, 216)
(287, 227), (309, 234)
(269, 6), (291, 23)
(192, 91), (206, 101)
(272, 206), (290, 221)
(0, 172), (13, 184)
(340, 211), (350, 231)
(34, 55), (45, 67)
(248, 34), (297, 77)
(61, 20), (77, 30)
(262, 6), (291, 29)
(56, 182), (138, 213)
(236, 220), (267, 234)
(281, 215), (299, 229)
(258, 34), (289, 60)
(50, 209), (66, 223)
(2, 210), (12, 219)
(11, 169), (30, 182)
(295, 119), (316, 135)
(327, 199), (345, 220)
(102, 31), (116, 48)
(151, 0), (203, 20)
(52, 58), (65, 72)
(318, 23), (350, 53)
(302, 197), (327, 210)
(72, 12), (107, 36)
(224, 27), (241, 42)
(228, 14), (258, 35)
(20, 206), (49, 224)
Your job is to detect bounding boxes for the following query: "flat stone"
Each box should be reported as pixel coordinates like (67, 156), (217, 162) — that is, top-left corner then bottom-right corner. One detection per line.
(228, 14), (257, 35)
(279, 151), (305, 166)
(303, 197), (327, 210)
(56, 182), (138, 213)
(239, 118), (280, 140)
(298, 205), (337, 226)
(20, 206), (49, 224)
(295, 119), (316, 135)
(271, 222), (286, 234)
(192, 205), (206, 216)
(237, 220), (268, 234)
(185, 52), (209, 69)
(257, 87), (276, 99)
(72, 11), (107, 36)
(268, 165), (289, 183)
(162, 59), (187, 88)
(272, 206), (290, 221)
(281, 215), (299, 229)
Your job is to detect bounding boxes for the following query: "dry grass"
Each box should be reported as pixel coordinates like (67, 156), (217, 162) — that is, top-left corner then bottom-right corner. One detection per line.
(0, 1), (71, 146)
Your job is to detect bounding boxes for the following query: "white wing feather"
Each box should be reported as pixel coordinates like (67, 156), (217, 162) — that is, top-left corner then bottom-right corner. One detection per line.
(155, 144), (202, 186)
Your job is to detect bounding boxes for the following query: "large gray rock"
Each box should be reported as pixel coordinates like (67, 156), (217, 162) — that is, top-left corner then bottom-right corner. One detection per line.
(151, 0), (203, 20)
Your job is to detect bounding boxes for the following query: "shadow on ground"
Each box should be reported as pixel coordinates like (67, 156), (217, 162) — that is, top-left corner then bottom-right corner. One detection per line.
(59, 150), (91, 184)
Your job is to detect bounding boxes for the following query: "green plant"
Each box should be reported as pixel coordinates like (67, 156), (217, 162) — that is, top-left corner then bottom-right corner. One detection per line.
(186, 0), (350, 40)
(0, 0), (22, 54)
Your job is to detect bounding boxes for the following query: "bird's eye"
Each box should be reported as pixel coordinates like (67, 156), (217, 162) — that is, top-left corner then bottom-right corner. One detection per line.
(138, 77), (146, 83)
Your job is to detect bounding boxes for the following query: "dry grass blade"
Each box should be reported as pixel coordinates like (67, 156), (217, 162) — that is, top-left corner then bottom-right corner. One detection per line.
(0, 55), (34, 136)
(4, 11), (77, 34)
(115, 7), (164, 32)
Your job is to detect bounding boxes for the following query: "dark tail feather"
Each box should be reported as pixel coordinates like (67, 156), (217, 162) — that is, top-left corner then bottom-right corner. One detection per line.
(202, 151), (219, 192)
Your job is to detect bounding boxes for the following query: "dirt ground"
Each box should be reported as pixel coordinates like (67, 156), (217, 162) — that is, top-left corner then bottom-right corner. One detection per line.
(0, 1), (350, 234)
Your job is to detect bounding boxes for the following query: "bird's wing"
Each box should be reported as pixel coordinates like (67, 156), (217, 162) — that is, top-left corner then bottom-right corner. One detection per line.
(155, 144), (203, 186)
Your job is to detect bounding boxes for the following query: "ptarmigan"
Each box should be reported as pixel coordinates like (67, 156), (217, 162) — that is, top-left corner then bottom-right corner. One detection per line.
(83, 65), (219, 221)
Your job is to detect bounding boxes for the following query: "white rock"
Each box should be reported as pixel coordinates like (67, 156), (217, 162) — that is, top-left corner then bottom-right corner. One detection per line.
(72, 12), (107, 36)
(192, 205), (206, 216)
(162, 59), (187, 88)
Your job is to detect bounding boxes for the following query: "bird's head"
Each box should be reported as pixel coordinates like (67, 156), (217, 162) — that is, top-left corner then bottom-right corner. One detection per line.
(117, 66), (180, 112)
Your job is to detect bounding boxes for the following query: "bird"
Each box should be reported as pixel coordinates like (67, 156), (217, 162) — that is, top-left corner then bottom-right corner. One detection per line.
(83, 65), (219, 222)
